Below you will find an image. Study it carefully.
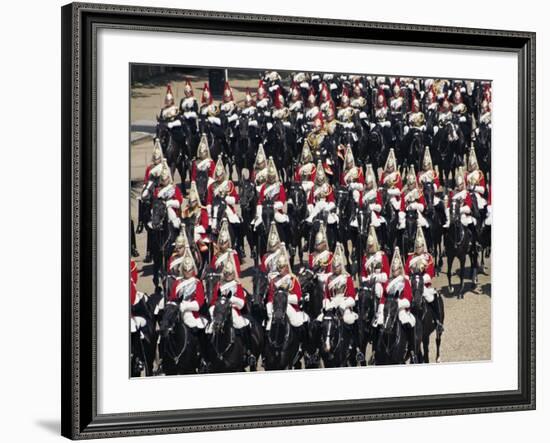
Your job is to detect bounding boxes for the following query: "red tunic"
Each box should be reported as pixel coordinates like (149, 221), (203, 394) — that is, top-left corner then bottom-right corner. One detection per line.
(153, 185), (184, 216)
(381, 276), (412, 305)
(448, 190), (473, 209)
(308, 251), (333, 271)
(404, 253), (435, 281)
(417, 171), (441, 189)
(257, 182), (286, 206)
(267, 274), (302, 311)
(400, 190), (426, 212)
(210, 281), (245, 311)
(379, 171), (403, 190)
(191, 159), (215, 181)
(169, 277), (205, 318)
(130, 260), (138, 285)
(340, 168), (365, 187)
(206, 180), (239, 207)
(294, 164), (317, 182)
(361, 252), (390, 279)
(211, 250), (241, 276)
(324, 274), (355, 300)
(307, 185), (335, 205)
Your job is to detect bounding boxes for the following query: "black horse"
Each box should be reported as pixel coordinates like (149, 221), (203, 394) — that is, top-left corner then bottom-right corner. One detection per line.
(355, 279), (378, 365)
(445, 198), (472, 298)
(365, 124), (389, 173)
(239, 178), (257, 260)
(350, 203), (372, 277)
(158, 302), (199, 375)
(475, 123), (491, 181)
(422, 181), (445, 274)
(373, 296), (408, 365)
(399, 129), (425, 171)
(409, 272), (444, 363)
(317, 308), (353, 368)
(401, 208), (418, 255)
(334, 186), (356, 266)
(287, 182), (308, 266)
(433, 121), (465, 188)
(380, 187), (400, 254)
(206, 294), (246, 372)
(247, 270), (268, 325)
(150, 198), (177, 291)
(156, 119), (190, 185)
(130, 293), (161, 377)
(263, 289), (302, 370)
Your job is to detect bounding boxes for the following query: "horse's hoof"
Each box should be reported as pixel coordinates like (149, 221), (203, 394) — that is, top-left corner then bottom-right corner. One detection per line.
(436, 357), (442, 363)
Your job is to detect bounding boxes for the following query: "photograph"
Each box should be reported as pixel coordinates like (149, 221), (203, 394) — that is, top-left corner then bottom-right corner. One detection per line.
(129, 65), (492, 376)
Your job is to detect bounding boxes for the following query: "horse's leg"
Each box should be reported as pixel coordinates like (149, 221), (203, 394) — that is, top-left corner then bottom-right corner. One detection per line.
(422, 333), (430, 364)
(447, 252), (454, 296)
(459, 255), (466, 299)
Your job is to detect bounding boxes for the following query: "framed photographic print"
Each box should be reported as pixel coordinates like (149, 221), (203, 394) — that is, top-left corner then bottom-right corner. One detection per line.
(61, 2), (536, 439)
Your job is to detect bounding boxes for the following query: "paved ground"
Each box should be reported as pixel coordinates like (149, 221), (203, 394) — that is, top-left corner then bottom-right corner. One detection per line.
(130, 69), (491, 366)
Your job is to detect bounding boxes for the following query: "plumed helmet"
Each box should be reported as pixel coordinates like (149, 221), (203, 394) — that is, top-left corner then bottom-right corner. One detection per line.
(390, 247), (404, 276)
(320, 82), (330, 101)
(365, 164), (377, 190)
(160, 160), (172, 185)
(344, 145), (355, 170)
(414, 225), (427, 254)
(422, 146), (433, 171)
(276, 250), (289, 272)
(392, 79), (401, 97)
(223, 81), (234, 102)
(300, 142), (313, 164)
(164, 84), (175, 106)
(267, 221), (281, 252)
(384, 148), (397, 172)
(197, 133), (211, 160)
(267, 157), (279, 183)
(440, 95), (451, 112)
(313, 111), (325, 130)
(201, 83), (212, 105)
(175, 226), (190, 249)
(222, 256), (236, 281)
(376, 87), (387, 108)
(315, 222), (328, 248)
(290, 81), (301, 100)
(314, 160), (327, 186)
(254, 144), (267, 171)
(455, 166), (465, 189)
(180, 247), (198, 276)
(214, 157), (226, 181)
(467, 146), (479, 172)
(352, 79), (362, 97)
(367, 225), (380, 253)
(340, 85), (350, 106)
(183, 80), (193, 97)
(273, 88), (285, 110)
(406, 165), (418, 188)
(151, 138), (164, 164)
(217, 219), (231, 249)
(188, 181), (200, 207)
(452, 86), (463, 104)
(332, 242), (347, 274)
(468, 170), (481, 186)
(307, 87), (317, 107)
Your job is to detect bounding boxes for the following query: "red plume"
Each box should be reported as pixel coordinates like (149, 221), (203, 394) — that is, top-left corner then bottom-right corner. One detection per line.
(201, 83), (212, 105)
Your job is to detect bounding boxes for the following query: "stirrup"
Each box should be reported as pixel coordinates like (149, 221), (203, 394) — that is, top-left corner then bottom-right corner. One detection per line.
(247, 354), (257, 368)
(436, 321), (445, 332)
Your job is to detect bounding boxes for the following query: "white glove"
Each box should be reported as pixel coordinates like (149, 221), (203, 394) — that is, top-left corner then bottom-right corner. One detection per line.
(273, 201), (283, 210)
(459, 116), (466, 123)
(227, 113), (238, 123)
(267, 122), (273, 131)
(423, 274), (432, 284)
(403, 126), (410, 135)
(184, 111), (197, 119)
(359, 112), (367, 119)
(433, 126), (439, 135)
(249, 120), (258, 127)
(460, 205), (471, 214)
(397, 298), (410, 310)
(195, 225), (205, 234)
(369, 203), (381, 212)
(225, 196), (236, 205)
(316, 200), (327, 211)
(269, 85), (279, 92)
(166, 199), (179, 209)
(288, 294), (299, 305)
(230, 296), (244, 310)
(207, 116), (221, 125)
(474, 186), (485, 194)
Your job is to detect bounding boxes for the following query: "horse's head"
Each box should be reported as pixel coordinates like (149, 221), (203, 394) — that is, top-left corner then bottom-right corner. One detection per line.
(410, 272), (424, 309)
(382, 297), (399, 336)
(449, 198), (462, 224)
(159, 302), (180, 338)
(251, 271), (268, 309)
(321, 309), (341, 353)
(357, 281), (375, 318)
(405, 209), (418, 239)
(261, 200), (275, 229)
(203, 271), (221, 305)
(422, 181), (435, 212)
(335, 186), (349, 212)
(239, 179), (256, 208)
(445, 121), (459, 143)
(288, 182), (306, 213)
(356, 204), (372, 237)
(212, 293), (232, 335)
(151, 199), (167, 230)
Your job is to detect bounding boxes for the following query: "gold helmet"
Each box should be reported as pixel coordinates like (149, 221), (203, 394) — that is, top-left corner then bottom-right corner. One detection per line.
(314, 159), (327, 186)
(254, 144), (267, 171)
(266, 156), (279, 184)
(197, 133), (211, 160)
(222, 256), (236, 281)
(179, 247), (198, 276)
(422, 146), (433, 171)
(175, 226), (190, 250)
(164, 84), (175, 106)
(160, 159), (172, 185)
(405, 165), (417, 189)
(267, 222), (281, 252)
(390, 247), (404, 276)
(188, 181), (201, 207)
(414, 225), (427, 254)
(183, 80), (193, 97)
(217, 219), (231, 250)
(276, 248), (290, 273)
(151, 138), (164, 164)
(214, 156), (226, 181)
(300, 142), (313, 164)
(332, 242), (347, 274)
(365, 164), (377, 190)
(467, 146), (479, 172)
(367, 225), (380, 253)
(314, 222), (328, 249)
(384, 148), (397, 173)
(344, 145), (355, 171)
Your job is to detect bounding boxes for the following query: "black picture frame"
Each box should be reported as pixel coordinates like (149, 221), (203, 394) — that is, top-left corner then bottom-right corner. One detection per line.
(61, 2), (536, 439)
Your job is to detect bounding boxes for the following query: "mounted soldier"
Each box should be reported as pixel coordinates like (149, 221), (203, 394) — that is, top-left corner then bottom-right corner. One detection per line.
(306, 159), (337, 227)
(398, 165), (428, 230)
(158, 84), (179, 123)
(181, 181), (210, 265)
(374, 247), (418, 363)
(199, 83), (223, 142)
(360, 226), (390, 299)
(304, 86), (320, 129)
(451, 85), (471, 145)
(220, 81), (240, 159)
(444, 166), (474, 229)
(179, 79), (199, 137)
(294, 142), (317, 194)
(308, 222), (333, 282)
(190, 133), (215, 184)
(389, 78), (406, 147)
(340, 145), (365, 205)
(211, 219), (241, 277)
(256, 79), (271, 132)
(251, 143), (268, 192)
(260, 223), (284, 281)
(404, 226), (444, 331)
(379, 148), (403, 195)
(166, 227), (191, 295)
(155, 160), (184, 234)
(359, 164), (385, 230)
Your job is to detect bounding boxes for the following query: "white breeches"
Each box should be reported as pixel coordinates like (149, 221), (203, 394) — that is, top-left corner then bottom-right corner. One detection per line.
(461, 214), (476, 226)
(266, 302), (309, 330)
(231, 308), (249, 329)
(423, 286), (436, 303)
(398, 309), (416, 327)
(167, 207), (181, 229)
(181, 311), (206, 329)
(306, 207), (338, 224)
(130, 316), (147, 333)
(301, 181), (314, 193)
(316, 308), (357, 325)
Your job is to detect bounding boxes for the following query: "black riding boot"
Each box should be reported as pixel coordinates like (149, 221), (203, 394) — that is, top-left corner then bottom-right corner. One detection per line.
(195, 328), (209, 373)
(240, 325), (256, 368)
(352, 322), (365, 364)
(404, 323), (418, 364)
(130, 219), (139, 257)
(233, 223), (245, 259)
(144, 230), (153, 263)
(430, 298), (445, 333)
